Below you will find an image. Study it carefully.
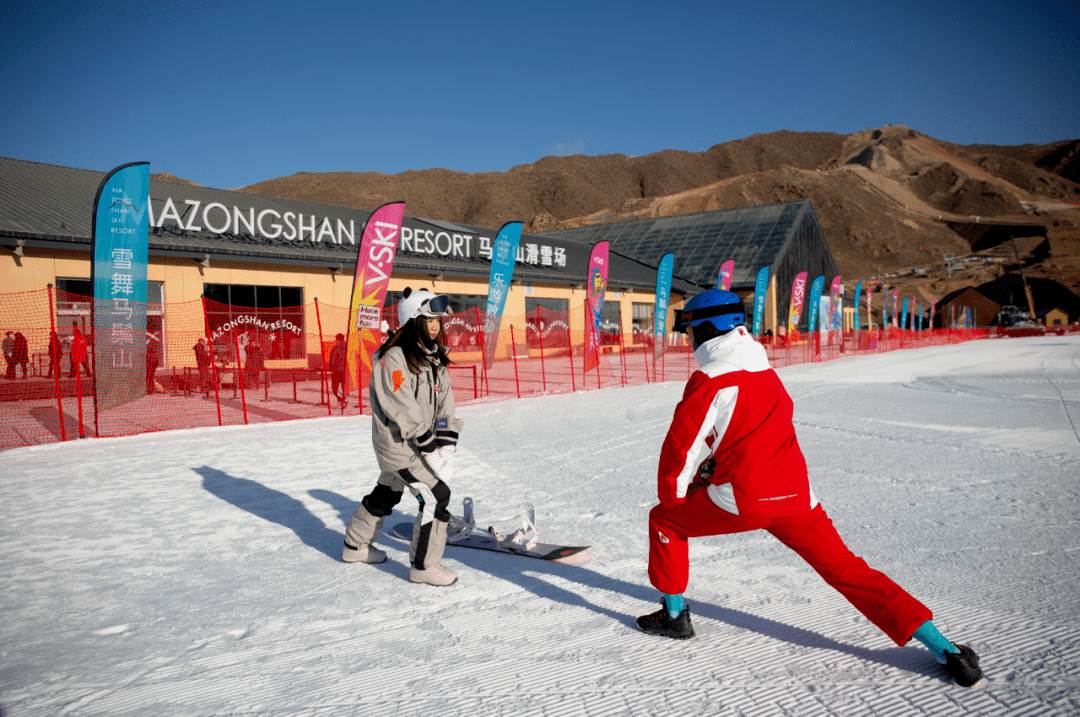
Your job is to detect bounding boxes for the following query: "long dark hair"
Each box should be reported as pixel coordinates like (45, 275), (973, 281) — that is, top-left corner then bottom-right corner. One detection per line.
(377, 318), (451, 374)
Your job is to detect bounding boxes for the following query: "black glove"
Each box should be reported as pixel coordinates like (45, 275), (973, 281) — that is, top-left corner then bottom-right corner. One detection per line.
(691, 456), (716, 491)
(697, 456), (716, 480)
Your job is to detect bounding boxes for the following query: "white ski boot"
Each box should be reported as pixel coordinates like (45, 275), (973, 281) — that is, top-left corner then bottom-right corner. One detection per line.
(341, 542), (387, 564)
(408, 563), (458, 586)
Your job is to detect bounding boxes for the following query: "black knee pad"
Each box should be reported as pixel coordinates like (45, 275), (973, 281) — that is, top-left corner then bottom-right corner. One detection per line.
(431, 480), (452, 522)
(361, 483), (403, 517)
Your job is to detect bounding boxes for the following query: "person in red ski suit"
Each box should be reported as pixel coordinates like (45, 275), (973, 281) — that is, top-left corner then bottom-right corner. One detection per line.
(637, 289), (983, 688)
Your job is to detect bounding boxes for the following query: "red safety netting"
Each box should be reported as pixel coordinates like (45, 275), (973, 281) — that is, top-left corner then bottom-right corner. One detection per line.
(2, 287), (1033, 452)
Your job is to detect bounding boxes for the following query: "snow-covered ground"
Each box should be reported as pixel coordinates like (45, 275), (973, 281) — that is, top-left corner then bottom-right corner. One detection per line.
(2, 335), (1079, 716)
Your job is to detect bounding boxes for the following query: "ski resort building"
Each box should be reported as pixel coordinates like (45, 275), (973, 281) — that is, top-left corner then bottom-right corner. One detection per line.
(1, 157), (840, 372)
(532, 200), (840, 334)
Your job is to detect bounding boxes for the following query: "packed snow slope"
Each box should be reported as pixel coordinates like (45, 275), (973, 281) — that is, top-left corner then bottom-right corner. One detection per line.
(2, 336), (1078, 716)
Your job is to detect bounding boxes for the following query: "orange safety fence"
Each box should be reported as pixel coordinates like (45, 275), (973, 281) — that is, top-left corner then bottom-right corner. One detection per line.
(1, 287), (1026, 452)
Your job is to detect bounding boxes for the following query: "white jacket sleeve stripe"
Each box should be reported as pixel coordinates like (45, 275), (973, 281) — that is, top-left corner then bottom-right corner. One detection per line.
(711, 385), (739, 448)
(674, 386), (739, 500)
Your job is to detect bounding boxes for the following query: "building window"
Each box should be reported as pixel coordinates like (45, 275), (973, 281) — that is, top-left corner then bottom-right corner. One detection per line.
(524, 297), (570, 349)
(55, 278), (166, 360)
(598, 300), (621, 344)
(525, 297), (568, 314)
(203, 284), (304, 360)
(632, 303), (653, 344)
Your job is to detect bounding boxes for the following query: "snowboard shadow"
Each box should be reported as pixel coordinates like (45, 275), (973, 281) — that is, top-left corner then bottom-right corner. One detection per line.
(386, 528), (942, 681)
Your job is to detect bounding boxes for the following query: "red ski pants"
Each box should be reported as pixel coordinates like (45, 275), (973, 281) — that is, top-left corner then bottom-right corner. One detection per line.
(648, 488), (932, 646)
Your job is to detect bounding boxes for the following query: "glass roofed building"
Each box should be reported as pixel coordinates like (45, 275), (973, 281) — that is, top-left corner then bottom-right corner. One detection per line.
(533, 199), (839, 333)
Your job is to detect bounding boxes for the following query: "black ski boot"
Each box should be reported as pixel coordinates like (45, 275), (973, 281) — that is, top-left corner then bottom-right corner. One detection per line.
(637, 602), (695, 640)
(944, 644), (983, 687)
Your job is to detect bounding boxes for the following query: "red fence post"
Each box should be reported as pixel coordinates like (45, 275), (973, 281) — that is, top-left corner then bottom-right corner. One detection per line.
(314, 298), (332, 416)
(537, 310), (547, 392)
(618, 330), (626, 386)
(46, 285), (67, 442)
(475, 306), (490, 398)
(201, 296), (223, 427)
(510, 324), (521, 399)
(233, 332), (248, 425)
(72, 314), (87, 439)
(569, 324), (577, 393)
(645, 336), (652, 384)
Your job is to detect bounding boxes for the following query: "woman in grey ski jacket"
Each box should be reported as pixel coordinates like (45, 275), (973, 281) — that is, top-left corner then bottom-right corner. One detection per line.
(341, 288), (464, 586)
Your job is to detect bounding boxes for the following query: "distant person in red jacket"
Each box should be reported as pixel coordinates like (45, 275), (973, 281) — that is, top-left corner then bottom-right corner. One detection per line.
(328, 333), (347, 405)
(70, 324), (91, 378)
(12, 332), (29, 378)
(3, 331), (15, 379)
(48, 330), (63, 378)
(637, 289), (984, 688)
(193, 338), (212, 395)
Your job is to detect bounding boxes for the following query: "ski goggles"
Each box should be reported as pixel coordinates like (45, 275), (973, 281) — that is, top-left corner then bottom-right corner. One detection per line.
(419, 294), (451, 317)
(672, 302), (746, 333)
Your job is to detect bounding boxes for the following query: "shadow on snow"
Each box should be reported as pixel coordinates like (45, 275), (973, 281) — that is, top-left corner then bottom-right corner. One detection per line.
(194, 466), (944, 682)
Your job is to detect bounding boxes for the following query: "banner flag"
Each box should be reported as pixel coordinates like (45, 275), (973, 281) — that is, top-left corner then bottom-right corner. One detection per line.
(892, 290), (900, 326)
(930, 297), (937, 329)
(583, 241), (609, 374)
(653, 253), (674, 361)
(344, 202), (406, 395)
(752, 266), (769, 335)
(829, 276), (843, 339)
(482, 221), (523, 369)
(901, 297), (909, 330)
(919, 301), (924, 332)
(867, 283), (873, 330)
(882, 284), (889, 329)
(787, 271), (808, 335)
(853, 281), (863, 331)
(91, 162), (150, 413)
(716, 260), (734, 290)
(807, 275), (825, 335)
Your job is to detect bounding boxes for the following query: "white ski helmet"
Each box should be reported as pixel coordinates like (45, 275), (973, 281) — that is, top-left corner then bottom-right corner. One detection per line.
(397, 287), (451, 326)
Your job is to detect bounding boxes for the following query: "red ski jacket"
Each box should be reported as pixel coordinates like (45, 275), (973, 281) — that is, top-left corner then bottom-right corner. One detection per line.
(657, 326), (817, 517)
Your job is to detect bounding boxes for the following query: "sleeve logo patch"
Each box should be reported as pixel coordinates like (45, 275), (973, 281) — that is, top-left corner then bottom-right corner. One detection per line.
(436, 418), (448, 429)
(392, 370), (405, 393)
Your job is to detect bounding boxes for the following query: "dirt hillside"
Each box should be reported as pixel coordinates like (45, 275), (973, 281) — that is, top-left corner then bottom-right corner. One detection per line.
(235, 126), (1080, 308)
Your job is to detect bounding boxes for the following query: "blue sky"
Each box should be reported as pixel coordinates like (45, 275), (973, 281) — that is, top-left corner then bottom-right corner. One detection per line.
(2, 0), (1077, 190)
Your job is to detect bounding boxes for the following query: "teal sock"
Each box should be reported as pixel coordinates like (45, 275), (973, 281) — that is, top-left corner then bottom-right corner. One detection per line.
(912, 620), (960, 664)
(662, 593), (684, 618)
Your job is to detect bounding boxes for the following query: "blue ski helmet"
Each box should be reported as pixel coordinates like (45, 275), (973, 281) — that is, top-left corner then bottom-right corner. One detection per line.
(674, 289), (746, 335)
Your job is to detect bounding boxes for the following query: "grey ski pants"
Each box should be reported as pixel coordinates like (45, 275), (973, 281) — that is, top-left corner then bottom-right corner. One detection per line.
(345, 467), (451, 570)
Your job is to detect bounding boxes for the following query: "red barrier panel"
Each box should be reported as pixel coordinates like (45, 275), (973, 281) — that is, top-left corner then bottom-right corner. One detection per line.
(1, 288), (1008, 452)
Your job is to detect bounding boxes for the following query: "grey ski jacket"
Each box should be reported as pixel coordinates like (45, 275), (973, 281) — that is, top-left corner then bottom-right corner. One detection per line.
(369, 345), (463, 474)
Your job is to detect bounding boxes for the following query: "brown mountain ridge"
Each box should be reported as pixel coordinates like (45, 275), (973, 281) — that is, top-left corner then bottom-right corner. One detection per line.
(160, 125), (1080, 310)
